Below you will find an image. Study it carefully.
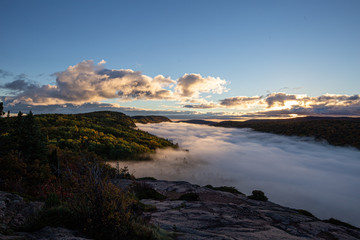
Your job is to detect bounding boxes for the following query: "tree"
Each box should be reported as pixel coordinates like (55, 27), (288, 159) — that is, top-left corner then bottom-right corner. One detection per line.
(17, 111), (48, 163)
(0, 102), (4, 116)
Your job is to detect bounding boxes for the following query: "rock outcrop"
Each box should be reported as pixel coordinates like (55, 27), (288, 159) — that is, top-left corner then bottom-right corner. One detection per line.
(0, 191), (43, 232)
(113, 179), (360, 240)
(0, 191), (91, 240)
(2, 180), (360, 240)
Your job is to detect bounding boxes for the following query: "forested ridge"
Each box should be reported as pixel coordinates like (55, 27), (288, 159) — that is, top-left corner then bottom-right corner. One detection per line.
(1, 111), (176, 161)
(0, 108), (177, 239)
(215, 117), (360, 149)
(132, 115), (171, 124)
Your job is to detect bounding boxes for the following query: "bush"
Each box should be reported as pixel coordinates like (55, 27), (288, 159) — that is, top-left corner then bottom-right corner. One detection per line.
(46, 163), (163, 240)
(22, 205), (76, 231)
(45, 193), (61, 208)
(178, 192), (199, 201)
(248, 190), (268, 201)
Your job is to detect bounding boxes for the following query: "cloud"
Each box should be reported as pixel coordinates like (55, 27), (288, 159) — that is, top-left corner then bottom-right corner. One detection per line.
(219, 96), (262, 108)
(2, 80), (34, 91)
(265, 92), (298, 107)
(183, 103), (218, 109)
(1, 60), (227, 106)
(0, 69), (13, 78)
(1, 60), (358, 117)
(1, 100), (201, 117)
(218, 93), (360, 116)
(116, 122), (360, 226)
(175, 73), (227, 98)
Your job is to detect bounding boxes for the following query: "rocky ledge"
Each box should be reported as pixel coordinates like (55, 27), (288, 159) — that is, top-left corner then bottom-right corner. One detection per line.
(2, 180), (360, 240)
(113, 179), (360, 240)
(0, 191), (90, 240)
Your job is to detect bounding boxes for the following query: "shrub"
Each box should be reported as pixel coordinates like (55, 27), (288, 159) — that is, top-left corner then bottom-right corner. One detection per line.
(22, 205), (76, 231)
(178, 192), (199, 201)
(45, 193), (61, 208)
(248, 190), (268, 201)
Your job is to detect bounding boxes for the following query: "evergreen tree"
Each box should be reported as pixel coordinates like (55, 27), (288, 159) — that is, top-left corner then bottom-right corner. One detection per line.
(17, 111), (48, 163)
(0, 102), (4, 116)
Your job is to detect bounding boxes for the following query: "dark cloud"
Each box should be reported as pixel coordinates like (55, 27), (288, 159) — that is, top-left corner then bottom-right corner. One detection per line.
(183, 103), (217, 109)
(265, 92), (297, 107)
(219, 96), (262, 107)
(0, 69), (13, 78)
(1, 80), (38, 91)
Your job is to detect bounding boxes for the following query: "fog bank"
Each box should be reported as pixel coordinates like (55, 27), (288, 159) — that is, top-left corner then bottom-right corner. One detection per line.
(111, 122), (360, 226)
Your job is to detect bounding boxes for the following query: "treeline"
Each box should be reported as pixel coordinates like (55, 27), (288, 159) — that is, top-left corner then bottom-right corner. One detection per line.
(132, 115), (171, 124)
(215, 117), (360, 149)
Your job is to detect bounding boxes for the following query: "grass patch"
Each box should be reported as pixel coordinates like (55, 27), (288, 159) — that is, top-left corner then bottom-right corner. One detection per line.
(205, 185), (243, 194)
(178, 192), (199, 201)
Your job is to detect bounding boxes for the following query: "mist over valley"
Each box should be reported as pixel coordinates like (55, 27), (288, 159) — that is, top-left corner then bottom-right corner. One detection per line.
(112, 122), (360, 227)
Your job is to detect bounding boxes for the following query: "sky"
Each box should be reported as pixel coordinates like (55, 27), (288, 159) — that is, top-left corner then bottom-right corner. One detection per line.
(0, 0), (360, 118)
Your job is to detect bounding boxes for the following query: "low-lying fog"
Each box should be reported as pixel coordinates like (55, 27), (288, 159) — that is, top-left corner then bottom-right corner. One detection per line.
(111, 122), (360, 226)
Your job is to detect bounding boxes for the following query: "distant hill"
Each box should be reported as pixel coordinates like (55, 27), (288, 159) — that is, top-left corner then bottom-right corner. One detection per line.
(132, 115), (171, 124)
(215, 116), (360, 149)
(0, 111), (176, 161)
(178, 119), (217, 125)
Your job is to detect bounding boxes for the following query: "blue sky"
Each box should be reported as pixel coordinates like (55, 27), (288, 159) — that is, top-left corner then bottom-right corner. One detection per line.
(1, 0), (360, 118)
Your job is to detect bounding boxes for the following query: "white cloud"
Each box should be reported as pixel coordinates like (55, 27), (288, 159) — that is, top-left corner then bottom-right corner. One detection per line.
(1, 60), (228, 106)
(175, 73), (227, 98)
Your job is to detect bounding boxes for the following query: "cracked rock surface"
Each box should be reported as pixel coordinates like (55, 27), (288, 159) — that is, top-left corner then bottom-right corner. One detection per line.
(113, 179), (360, 240)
